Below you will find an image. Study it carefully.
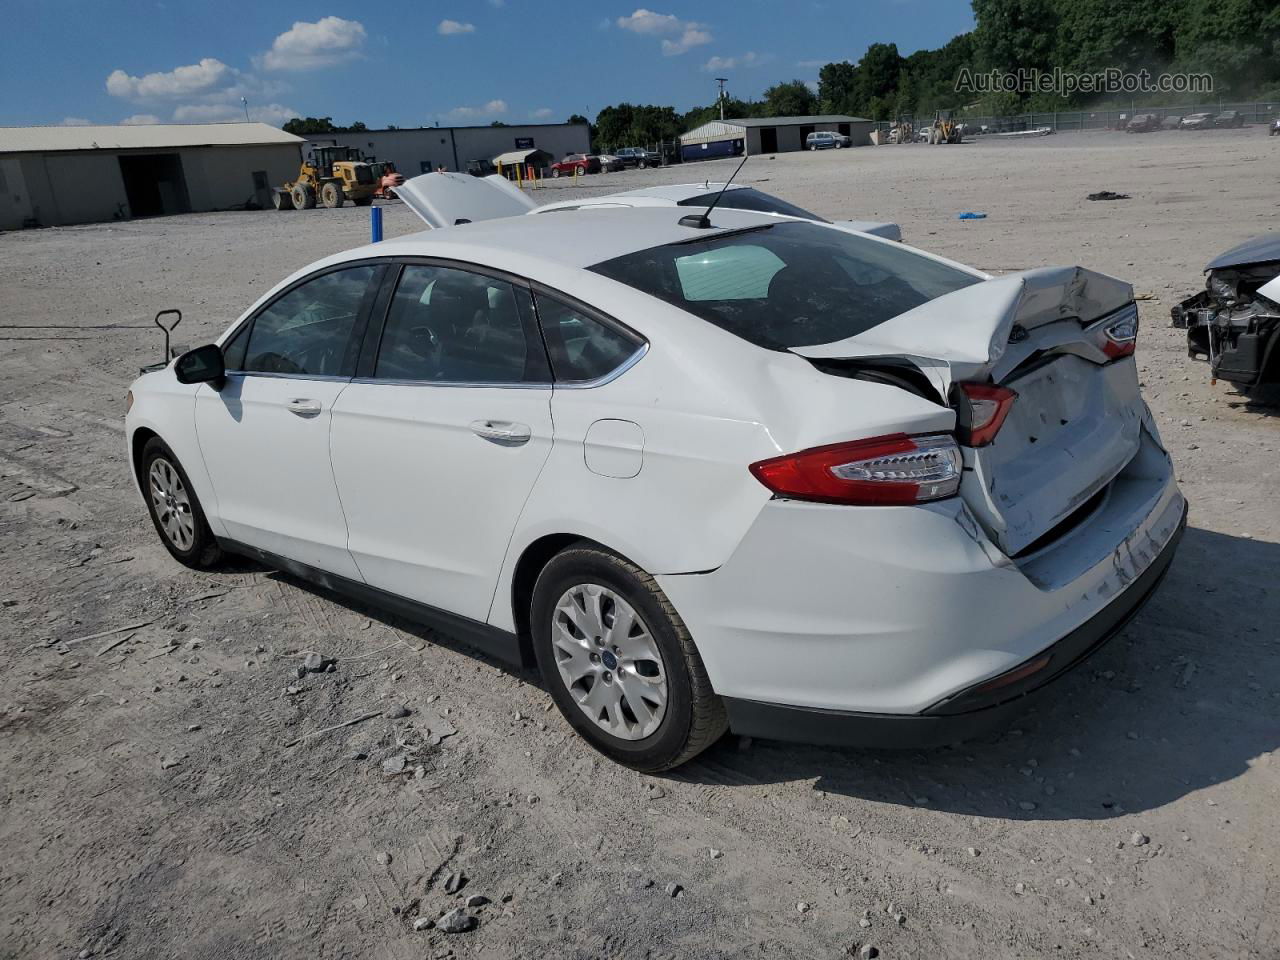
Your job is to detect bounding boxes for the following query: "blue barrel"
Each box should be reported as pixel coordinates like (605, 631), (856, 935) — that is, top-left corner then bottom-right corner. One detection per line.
(371, 205), (383, 243)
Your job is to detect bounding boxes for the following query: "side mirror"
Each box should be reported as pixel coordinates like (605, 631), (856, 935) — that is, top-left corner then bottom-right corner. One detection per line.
(174, 344), (226, 386)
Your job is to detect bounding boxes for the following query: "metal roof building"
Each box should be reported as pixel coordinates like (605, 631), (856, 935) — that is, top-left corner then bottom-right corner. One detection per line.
(307, 122), (590, 179)
(0, 122), (304, 230)
(679, 114), (874, 161)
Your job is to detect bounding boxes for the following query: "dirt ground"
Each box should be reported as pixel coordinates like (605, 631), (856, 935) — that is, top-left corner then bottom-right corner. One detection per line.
(2, 128), (1277, 960)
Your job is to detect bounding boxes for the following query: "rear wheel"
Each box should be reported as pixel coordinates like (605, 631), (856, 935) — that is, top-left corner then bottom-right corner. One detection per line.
(292, 183), (315, 210)
(320, 181), (344, 208)
(272, 190), (294, 211)
(140, 438), (223, 569)
(551, 167), (561, 178)
(531, 545), (727, 772)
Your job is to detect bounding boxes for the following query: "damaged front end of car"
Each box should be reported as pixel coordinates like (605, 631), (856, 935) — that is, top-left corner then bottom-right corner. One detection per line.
(1172, 235), (1280, 391)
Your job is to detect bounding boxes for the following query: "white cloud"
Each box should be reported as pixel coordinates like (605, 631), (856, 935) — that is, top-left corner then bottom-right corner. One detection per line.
(171, 102), (297, 126)
(438, 19), (476, 35)
(61, 116), (92, 126)
(121, 114), (161, 125)
(107, 58), (234, 99)
(616, 9), (711, 55)
(448, 99), (507, 119)
(261, 16), (366, 71)
(701, 51), (772, 72)
(530, 107), (553, 119)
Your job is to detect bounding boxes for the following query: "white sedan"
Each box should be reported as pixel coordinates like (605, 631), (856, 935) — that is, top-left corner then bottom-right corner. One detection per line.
(126, 173), (1185, 771)
(524, 180), (902, 241)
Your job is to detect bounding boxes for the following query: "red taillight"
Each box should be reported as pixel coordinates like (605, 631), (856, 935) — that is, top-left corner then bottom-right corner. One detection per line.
(749, 433), (962, 506)
(953, 382), (1017, 447)
(1097, 303), (1139, 359)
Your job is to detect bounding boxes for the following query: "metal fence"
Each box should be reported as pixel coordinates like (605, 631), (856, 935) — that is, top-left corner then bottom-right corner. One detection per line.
(877, 101), (1279, 136)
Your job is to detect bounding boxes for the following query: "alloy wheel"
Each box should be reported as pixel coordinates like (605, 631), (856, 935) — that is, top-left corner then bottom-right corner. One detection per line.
(551, 583), (668, 740)
(148, 457), (195, 551)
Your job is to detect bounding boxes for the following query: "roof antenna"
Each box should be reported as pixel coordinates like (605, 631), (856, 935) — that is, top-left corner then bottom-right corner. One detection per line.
(679, 151), (749, 229)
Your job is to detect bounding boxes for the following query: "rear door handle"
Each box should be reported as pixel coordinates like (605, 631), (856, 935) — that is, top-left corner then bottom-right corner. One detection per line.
(287, 398), (322, 417)
(470, 420), (531, 446)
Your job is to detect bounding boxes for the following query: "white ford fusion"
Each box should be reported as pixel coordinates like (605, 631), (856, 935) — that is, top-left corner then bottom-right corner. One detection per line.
(126, 173), (1185, 771)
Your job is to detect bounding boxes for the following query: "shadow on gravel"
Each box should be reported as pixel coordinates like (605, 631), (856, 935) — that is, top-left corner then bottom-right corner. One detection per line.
(671, 526), (1280, 822)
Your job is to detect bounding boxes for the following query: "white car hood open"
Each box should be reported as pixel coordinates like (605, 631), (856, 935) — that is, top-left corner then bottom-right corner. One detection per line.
(396, 172), (537, 229)
(789, 266), (1133, 389)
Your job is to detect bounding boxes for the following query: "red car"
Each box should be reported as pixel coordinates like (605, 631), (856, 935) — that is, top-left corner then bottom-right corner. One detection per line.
(549, 154), (600, 178)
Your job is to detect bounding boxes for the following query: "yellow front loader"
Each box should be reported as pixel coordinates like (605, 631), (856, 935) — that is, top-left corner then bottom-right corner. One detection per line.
(273, 146), (378, 210)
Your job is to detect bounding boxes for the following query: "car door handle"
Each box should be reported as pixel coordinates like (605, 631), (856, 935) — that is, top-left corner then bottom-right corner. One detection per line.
(287, 398), (322, 417)
(470, 420), (531, 446)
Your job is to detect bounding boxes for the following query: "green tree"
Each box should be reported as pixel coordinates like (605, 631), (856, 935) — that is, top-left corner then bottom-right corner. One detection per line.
(762, 80), (818, 117)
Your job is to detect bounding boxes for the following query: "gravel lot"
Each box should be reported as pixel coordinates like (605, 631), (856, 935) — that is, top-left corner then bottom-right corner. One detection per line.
(1, 128), (1277, 960)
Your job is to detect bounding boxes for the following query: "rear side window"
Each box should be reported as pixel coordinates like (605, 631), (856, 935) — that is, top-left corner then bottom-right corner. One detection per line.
(534, 293), (643, 384)
(374, 265), (550, 384)
(589, 221), (980, 350)
(242, 265), (376, 376)
(678, 187), (825, 223)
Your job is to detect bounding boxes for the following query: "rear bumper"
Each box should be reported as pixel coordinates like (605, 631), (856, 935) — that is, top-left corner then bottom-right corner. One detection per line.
(721, 499), (1185, 748)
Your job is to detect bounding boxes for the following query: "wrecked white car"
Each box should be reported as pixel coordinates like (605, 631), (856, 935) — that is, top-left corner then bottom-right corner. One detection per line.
(1172, 234), (1280, 391)
(127, 172), (1186, 771)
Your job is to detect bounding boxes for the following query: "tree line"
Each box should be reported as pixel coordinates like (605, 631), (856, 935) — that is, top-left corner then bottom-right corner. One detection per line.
(590, 0), (1280, 148)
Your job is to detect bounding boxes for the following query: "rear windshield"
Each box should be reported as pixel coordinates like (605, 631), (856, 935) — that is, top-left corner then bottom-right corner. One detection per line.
(677, 187), (825, 222)
(588, 221), (981, 349)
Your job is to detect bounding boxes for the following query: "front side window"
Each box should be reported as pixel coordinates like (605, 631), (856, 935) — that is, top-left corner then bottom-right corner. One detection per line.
(241, 265), (376, 375)
(374, 265), (550, 384)
(589, 220), (981, 350)
(534, 293), (643, 384)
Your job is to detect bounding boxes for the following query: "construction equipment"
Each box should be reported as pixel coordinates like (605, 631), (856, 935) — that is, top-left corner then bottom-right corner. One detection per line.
(927, 110), (963, 144)
(887, 116), (914, 144)
(273, 146), (378, 211)
(367, 159), (405, 200)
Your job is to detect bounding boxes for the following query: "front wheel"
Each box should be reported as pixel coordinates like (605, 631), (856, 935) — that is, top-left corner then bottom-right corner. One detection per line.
(551, 167), (561, 178)
(140, 438), (223, 569)
(531, 545), (727, 772)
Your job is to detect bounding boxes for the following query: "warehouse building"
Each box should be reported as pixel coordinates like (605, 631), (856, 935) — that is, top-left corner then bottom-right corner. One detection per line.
(0, 123), (304, 230)
(308, 121), (591, 177)
(679, 115), (874, 161)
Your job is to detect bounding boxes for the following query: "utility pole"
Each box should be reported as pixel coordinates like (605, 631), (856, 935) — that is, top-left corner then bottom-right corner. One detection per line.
(715, 78), (728, 121)
(241, 97), (250, 122)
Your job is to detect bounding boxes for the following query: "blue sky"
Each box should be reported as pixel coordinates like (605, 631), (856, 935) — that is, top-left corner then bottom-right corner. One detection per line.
(2, 1), (975, 129)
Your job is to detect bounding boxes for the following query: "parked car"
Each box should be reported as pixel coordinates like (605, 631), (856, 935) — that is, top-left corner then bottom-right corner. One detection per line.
(1172, 234), (1280, 392)
(614, 147), (661, 169)
(1271, 118), (1280, 136)
(1179, 112), (1215, 130)
(528, 181), (902, 241)
(1214, 110), (1245, 128)
(129, 172), (1185, 772)
(1160, 115), (1183, 130)
(597, 154), (625, 173)
(1125, 114), (1160, 133)
(805, 131), (851, 150)
(549, 154), (600, 178)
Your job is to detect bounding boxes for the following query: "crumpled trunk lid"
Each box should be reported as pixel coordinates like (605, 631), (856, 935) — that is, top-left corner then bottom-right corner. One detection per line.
(791, 266), (1149, 556)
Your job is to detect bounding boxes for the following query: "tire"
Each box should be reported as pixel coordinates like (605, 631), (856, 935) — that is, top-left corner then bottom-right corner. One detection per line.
(578, 165), (588, 176)
(140, 437), (223, 569)
(353, 196), (373, 206)
(531, 545), (727, 772)
(292, 183), (315, 210)
(551, 167), (561, 178)
(638, 160), (648, 169)
(320, 181), (344, 208)
(272, 190), (293, 211)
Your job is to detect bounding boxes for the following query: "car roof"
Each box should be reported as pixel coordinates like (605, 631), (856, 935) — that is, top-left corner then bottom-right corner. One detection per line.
(533, 182), (749, 213)
(334, 205), (785, 271)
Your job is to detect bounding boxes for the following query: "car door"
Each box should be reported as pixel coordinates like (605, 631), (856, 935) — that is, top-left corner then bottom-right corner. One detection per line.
(194, 262), (383, 579)
(329, 261), (555, 622)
